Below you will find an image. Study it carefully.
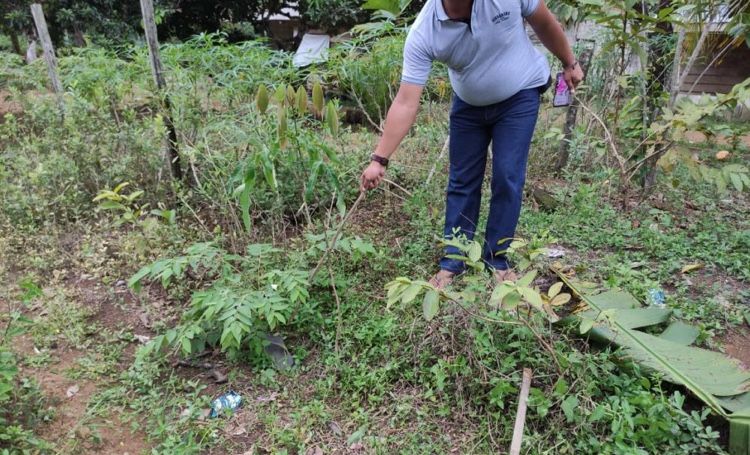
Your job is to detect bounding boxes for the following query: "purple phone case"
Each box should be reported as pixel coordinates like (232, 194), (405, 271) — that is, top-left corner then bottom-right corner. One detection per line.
(553, 72), (572, 107)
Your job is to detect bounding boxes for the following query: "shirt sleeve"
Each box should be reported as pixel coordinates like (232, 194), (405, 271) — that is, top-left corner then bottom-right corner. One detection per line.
(520, 0), (541, 17)
(401, 31), (432, 86)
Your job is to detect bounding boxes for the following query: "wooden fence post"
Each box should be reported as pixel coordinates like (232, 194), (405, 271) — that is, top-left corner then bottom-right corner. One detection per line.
(139, 0), (183, 182)
(30, 3), (64, 117)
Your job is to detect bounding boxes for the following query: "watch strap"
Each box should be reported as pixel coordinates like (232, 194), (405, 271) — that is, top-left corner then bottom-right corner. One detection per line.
(370, 153), (389, 167)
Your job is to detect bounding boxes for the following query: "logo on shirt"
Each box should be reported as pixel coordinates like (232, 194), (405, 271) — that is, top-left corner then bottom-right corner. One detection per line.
(492, 11), (510, 23)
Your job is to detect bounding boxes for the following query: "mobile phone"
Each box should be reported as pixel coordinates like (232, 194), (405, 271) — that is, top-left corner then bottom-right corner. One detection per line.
(552, 71), (572, 107)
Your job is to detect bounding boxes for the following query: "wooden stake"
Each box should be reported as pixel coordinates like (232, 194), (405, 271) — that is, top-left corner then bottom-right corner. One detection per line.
(509, 368), (533, 455)
(30, 3), (64, 116)
(139, 0), (183, 182)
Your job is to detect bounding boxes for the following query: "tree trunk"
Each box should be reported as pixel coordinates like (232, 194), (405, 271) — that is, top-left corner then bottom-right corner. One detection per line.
(9, 30), (22, 55)
(140, 0), (184, 183)
(556, 45), (594, 172)
(30, 3), (65, 119)
(642, 0), (675, 191)
(72, 23), (86, 47)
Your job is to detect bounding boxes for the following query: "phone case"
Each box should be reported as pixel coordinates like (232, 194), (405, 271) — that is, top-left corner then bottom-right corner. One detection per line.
(552, 72), (572, 107)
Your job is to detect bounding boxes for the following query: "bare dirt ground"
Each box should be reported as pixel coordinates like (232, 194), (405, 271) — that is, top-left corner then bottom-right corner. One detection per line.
(722, 327), (750, 370)
(11, 272), (152, 453)
(0, 90), (22, 121)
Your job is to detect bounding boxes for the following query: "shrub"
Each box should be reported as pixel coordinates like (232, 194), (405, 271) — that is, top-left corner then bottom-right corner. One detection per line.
(299, 0), (369, 32)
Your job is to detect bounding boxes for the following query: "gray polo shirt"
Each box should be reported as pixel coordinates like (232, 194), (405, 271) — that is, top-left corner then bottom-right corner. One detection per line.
(402, 0), (550, 106)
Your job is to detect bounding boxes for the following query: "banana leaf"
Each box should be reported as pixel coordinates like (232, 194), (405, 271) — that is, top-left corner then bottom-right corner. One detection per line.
(660, 321), (700, 345)
(553, 268), (750, 455)
(730, 409), (750, 455)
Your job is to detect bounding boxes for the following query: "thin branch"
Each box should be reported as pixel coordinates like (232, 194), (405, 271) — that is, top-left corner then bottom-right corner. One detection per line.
(329, 267), (342, 355)
(521, 316), (563, 376)
(382, 177), (413, 197)
(425, 136), (450, 185)
(575, 96), (626, 176)
(676, 22), (710, 92)
(351, 91), (383, 132)
(686, 40), (735, 96)
(309, 191), (366, 282)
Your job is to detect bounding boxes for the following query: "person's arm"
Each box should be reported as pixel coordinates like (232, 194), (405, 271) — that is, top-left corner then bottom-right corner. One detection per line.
(526, 1), (584, 92)
(360, 82), (423, 191)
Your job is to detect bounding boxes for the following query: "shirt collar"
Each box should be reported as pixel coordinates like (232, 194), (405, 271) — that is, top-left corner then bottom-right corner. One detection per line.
(435, 0), (449, 21)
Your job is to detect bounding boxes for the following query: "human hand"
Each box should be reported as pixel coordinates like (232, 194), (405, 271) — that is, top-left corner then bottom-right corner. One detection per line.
(563, 62), (584, 94)
(360, 161), (385, 192)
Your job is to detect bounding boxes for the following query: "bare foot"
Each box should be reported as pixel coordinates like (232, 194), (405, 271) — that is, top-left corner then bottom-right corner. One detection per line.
(429, 270), (455, 290)
(494, 269), (518, 284)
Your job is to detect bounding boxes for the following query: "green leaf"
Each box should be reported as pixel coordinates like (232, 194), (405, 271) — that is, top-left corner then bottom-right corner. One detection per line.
(273, 85), (286, 105)
(401, 283), (422, 304)
(730, 172), (744, 191)
(261, 154), (278, 189)
(468, 242), (482, 263)
(561, 395), (579, 422)
(579, 318), (595, 334)
(659, 321), (700, 346)
(277, 107), (288, 148)
(386, 281), (406, 304)
(548, 282), (563, 299)
(325, 101), (339, 135)
(517, 270), (537, 287)
(362, 0), (401, 14)
(423, 290), (439, 321)
(256, 85), (269, 114)
(305, 161), (323, 202)
(490, 283), (514, 307)
(555, 270), (749, 418)
(589, 404), (606, 422)
(550, 293), (571, 306)
(128, 266), (152, 290)
(587, 290), (640, 309)
(286, 84), (296, 105)
(312, 81), (324, 115)
(502, 291), (521, 310)
(295, 86), (308, 114)
(519, 287), (544, 310)
(113, 182), (130, 193)
(347, 425), (367, 445)
(98, 200), (126, 211)
(576, 307), (672, 330)
(180, 336), (192, 355)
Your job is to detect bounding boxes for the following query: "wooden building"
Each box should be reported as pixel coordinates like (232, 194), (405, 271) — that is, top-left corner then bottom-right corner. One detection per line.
(679, 39), (750, 95)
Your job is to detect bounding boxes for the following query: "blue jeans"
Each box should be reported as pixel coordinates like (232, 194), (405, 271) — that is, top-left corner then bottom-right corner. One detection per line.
(439, 88), (541, 273)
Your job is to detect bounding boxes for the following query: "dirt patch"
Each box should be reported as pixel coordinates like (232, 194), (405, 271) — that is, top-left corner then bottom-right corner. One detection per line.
(10, 274), (153, 453)
(68, 274), (146, 331)
(347, 190), (414, 247)
(0, 90), (22, 121)
(722, 327), (750, 370)
(18, 343), (151, 454)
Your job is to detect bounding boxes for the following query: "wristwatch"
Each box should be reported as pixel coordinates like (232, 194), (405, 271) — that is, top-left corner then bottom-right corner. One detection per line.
(564, 60), (579, 71)
(370, 153), (389, 167)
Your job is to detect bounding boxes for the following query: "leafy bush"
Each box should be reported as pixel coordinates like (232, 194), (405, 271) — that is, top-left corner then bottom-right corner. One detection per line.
(0, 35), (341, 232)
(0, 281), (53, 452)
(0, 96), (164, 226)
(299, 0), (369, 32)
(328, 33), (450, 125)
(131, 235), (375, 363)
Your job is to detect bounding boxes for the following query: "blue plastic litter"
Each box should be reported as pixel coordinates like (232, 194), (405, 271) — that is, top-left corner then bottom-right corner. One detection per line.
(647, 288), (666, 307)
(209, 391), (243, 418)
